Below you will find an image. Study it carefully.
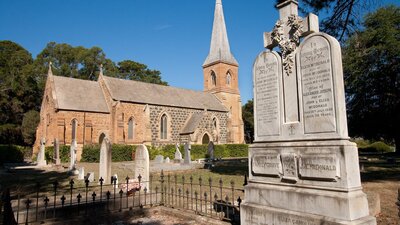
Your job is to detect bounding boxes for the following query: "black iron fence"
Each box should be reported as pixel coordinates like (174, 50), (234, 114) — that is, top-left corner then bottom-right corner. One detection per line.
(1, 171), (245, 224)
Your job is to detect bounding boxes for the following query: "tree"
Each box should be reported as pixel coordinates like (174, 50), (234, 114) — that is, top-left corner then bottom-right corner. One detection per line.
(343, 6), (400, 153)
(276, 0), (378, 41)
(117, 60), (167, 85)
(242, 99), (254, 144)
(21, 110), (40, 145)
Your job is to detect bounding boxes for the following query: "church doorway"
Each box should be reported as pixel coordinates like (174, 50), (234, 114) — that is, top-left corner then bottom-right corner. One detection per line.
(202, 133), (210, 145)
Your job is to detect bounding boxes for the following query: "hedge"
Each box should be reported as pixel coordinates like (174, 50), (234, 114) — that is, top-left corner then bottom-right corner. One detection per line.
(358, 141), (393, 153)
(79, 143), (249, 162)
(0, 144), (30, 165)
(45, 145), (70, 163)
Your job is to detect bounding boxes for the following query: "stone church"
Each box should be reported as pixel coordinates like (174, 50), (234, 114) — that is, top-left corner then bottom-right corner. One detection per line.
(34, 0), (244, 159)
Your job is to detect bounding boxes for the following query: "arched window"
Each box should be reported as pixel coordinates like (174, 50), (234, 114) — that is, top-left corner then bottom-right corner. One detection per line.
(160, 114), (168, 140)
(213, 117), (218, 129)
(128, 118), (134, 140)
(71, 119), (78, 141)
(211, 71), (217, 86)
(226, 72), (232, 86)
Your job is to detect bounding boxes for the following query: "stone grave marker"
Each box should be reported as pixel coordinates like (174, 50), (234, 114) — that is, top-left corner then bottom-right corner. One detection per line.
(112, 174), (119, 188)
(99, 137), (112, 184)
(69, 139), (77, 172)
(85, 172), (95, 182)
(174, 143), (182, 163)
(154, 155), (164, 163)
(134, 145), (149, 189)
(241, 1), (376, 225)
(165, 157), (170, 163)
(78, 167), (85, 180)
(54, 138), (61, 166)
(184, 142), (191, 164)
(36, 138), (47, 166)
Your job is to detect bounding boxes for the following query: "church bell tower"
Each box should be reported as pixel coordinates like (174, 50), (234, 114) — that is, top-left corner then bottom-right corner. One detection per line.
(203, 0), (244, 144)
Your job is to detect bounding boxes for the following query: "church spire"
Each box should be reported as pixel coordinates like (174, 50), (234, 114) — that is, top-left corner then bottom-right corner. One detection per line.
(203, 0), (238, 67)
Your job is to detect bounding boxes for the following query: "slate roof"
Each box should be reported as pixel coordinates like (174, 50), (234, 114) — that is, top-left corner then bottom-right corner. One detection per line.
(52, 75), (110, 113)
(180, 112), (205, 135)
(102, 76), (227, 112)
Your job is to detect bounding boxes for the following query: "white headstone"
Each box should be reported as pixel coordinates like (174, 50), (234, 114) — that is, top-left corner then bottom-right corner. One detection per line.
(99, 137), (112, 184)
(174, 143), (182, 162)
(165, 157), (170, 163)
(78, 167), (85, 180)
(112, 174), (119, 188)
(86, 172), (95, 182)
(54, 138), (61, 166)
(69, 140), (77, 171)
(184, 142), (191, 164)
(134, 145), (150, 190)
(154, 155), (164, 163)
(36, 138), (47, 166)
(242, 1), (376, 225)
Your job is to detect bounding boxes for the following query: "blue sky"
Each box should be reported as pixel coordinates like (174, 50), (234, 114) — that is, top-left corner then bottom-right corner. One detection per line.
(0, 0), (398, 104)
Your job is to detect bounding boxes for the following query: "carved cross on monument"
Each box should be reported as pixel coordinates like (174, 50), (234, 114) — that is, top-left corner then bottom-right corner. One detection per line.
(263, 0), (319, 123)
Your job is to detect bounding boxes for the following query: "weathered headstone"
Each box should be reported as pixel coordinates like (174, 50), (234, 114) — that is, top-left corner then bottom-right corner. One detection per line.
(69, 139), (77, 171)
(207, 141), (215, 160)
(165, 157), (170, 163)
(85, 172), (95, 182)
(241, 1), (376, 225)
(36, 138), (47, 166)
(134, 145), (150, 190)
(78, 167), (85, 180)
(154, 155), (164, 163)
(99, 137), (112, 184)
(184, 142), (191, 164)
(54, 138), (61, 166)
(174, 143), (182, 163)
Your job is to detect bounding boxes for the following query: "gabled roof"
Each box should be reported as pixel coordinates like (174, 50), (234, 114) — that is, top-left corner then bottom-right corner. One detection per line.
(102, 76), (227, 112)
(180, 112), (205, 135)
(52, 75), (109, 113)
(203, 0), (238, 66)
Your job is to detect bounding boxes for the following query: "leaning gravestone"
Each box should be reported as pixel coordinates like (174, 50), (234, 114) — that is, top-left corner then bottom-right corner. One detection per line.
(85, 172), (95, 182)
(174, 143), (182, 163)
(54, 138), (61, 166)
(241, 1), (376, 225)
(36, 138), (47, 166)
(78, 167), (85, 180)
(99, 137), (112, 184)
(134, 145), (150, 189)
(184, 142), (191, 164)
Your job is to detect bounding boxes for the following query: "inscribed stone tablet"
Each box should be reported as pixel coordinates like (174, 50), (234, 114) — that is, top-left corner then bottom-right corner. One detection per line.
(253, 51), (281, 137)
(299, 153), (339, 181)
(251, 153), (281, 176)
(300, 36), (336, 134)
(280, 153), (298, 181)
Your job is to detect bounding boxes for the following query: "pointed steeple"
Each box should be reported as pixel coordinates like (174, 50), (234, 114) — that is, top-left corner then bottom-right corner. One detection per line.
(203, 0), (238, 67)
(48, 62), (53, 76)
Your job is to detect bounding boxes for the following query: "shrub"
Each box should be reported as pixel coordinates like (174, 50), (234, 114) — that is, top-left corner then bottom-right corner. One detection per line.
(225, 144), (248, 157)
(81, 144), (100, 162)
(359, 141), (393, 153)
(0, 144), (24, 165)
(0, 124), (24, 145)
(112, 144), (135, 162)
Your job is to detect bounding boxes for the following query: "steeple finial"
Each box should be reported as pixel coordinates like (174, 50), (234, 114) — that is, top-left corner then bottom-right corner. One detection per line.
(48, 62), (53, 76)
(99, 64), (104, 77)
(203, 0), (238, 67)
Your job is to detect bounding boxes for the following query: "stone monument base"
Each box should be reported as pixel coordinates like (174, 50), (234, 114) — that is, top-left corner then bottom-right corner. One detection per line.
(241, 202), (376, 225)
(241, 140), (376, 225)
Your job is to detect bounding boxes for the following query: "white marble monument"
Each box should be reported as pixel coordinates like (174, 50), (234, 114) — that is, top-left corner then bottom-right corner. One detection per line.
(174, 143), (182, 162)
(36, 138), (47, 166)
(134, 145), (150, 189)
(241, 1), (376, 225)
(69, 139), (78, 172)
(99, 137), (112, 184)
(184, 142), (191, 164)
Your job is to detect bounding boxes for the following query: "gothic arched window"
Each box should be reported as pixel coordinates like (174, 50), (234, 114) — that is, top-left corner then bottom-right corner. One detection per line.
(211, 71), (217, 86)
(128, 118), (134, 140)
(226, 72), (232, 86)
(160, 114), (168, 140)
